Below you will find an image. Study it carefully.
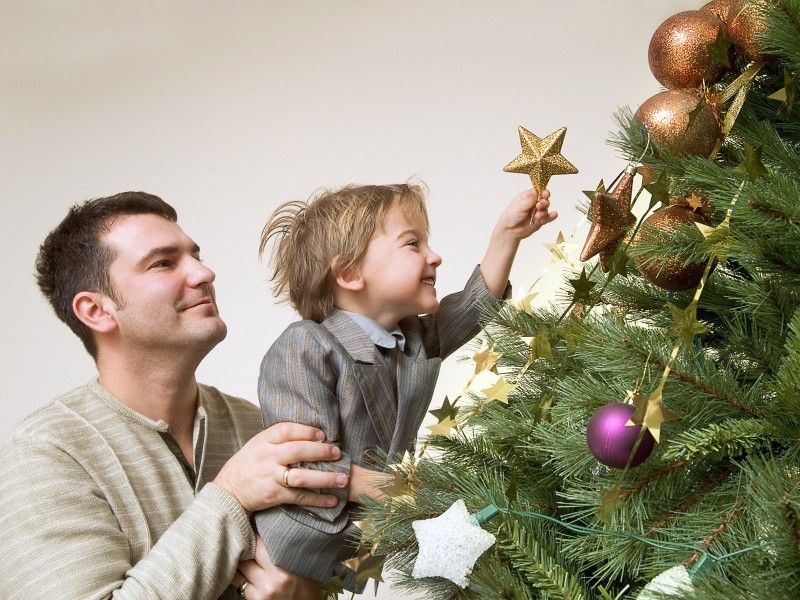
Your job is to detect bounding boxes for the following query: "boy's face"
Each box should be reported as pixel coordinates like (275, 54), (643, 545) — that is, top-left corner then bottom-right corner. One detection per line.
(356, 204), (442, 329)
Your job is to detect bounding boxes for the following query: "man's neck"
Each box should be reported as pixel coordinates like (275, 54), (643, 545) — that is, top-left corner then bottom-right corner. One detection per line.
(96, 352), (200, 439)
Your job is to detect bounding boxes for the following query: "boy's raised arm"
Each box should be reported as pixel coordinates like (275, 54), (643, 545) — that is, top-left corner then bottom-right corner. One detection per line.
(479, 188), (557, 297)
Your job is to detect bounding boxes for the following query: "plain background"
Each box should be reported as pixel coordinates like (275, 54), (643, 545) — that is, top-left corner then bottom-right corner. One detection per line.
(2, 1), (699, 596)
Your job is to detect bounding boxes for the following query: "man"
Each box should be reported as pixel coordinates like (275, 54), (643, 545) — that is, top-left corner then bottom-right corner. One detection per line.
(0, 191), (375, 599)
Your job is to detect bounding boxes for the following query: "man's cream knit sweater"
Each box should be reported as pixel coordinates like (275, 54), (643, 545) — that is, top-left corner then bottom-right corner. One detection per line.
(0, 379), (263, 599)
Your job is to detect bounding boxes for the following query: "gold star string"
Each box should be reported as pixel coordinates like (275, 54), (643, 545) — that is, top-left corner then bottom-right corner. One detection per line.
(544, 231), (577, 266)
(627, 384), (680, 443)
(582, 180), (606, 202)
(737, 142), (770, 182)
(379, 470), (421, 499)
(568, 268), (597, 305)
(668, 302), (709, 346)
(426, 415), (458, 438)
(480, 376), (518, 406)
(768, 69), (797, 114)
(503, 126), (579, 192)
(343, 547), (387, 584)
(321, 573), (346, 598)
(429, 396), (459, 422)
(472, 347), (503, 376)
(696, 221), (730, 264)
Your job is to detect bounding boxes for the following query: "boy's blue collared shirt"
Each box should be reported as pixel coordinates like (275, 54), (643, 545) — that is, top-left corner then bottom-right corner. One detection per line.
(341, 310), (406, 352)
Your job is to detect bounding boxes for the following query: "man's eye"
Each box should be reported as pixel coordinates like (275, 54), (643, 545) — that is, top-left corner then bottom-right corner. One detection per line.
(150, 260), (171, 269)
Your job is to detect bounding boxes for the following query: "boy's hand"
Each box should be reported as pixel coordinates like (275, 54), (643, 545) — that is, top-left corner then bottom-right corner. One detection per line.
(499, 188), (558, 240)
(480, 188), (558, 297)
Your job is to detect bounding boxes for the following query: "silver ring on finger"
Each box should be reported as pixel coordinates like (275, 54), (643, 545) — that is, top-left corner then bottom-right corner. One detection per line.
(282, 465), (292, 488)
(237, 580), (249, 598)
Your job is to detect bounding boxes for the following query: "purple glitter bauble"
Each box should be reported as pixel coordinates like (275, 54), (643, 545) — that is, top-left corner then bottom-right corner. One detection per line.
(586, 403), (656, 469)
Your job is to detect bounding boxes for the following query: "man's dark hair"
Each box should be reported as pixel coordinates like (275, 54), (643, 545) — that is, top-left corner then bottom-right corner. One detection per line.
(35, 191), (178, 359)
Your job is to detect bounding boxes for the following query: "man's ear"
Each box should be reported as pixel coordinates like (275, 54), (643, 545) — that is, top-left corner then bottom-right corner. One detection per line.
(331, 255), (364, 292)
(72, 292), (119, 334)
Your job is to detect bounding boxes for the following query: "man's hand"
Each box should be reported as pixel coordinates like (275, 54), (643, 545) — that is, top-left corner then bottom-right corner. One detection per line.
(233, 535), (322, 600)
(214, 422), (348, 514)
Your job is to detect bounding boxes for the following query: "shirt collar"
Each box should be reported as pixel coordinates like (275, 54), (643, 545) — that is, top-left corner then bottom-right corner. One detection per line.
(341, 310), (406, 351)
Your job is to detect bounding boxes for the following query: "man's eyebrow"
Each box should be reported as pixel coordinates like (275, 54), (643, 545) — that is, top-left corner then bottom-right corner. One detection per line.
(135, 243), (200, 268)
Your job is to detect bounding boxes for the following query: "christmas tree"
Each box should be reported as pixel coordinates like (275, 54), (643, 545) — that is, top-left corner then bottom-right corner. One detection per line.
(355, 1), (800, 598)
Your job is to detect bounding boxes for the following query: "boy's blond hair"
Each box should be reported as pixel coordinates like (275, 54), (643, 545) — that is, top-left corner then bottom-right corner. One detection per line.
(259, 182), (429, 323)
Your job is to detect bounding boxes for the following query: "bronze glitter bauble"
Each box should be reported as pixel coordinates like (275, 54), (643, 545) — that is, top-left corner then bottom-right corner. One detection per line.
(649, 10), (730, 89)
(634, 204), (712, 291)
(728, 0), (769, 60)
(700, 0), (735, 22)
(634, 89), (721, 158)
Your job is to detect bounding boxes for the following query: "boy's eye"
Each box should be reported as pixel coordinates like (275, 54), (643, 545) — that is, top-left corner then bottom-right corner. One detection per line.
(405, 239), (419, 247)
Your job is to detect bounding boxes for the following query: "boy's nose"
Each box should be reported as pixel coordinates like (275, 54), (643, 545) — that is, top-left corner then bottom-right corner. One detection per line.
(428, 250), (442, 267)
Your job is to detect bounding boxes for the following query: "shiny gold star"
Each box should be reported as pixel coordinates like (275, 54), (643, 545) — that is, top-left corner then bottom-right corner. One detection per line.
(568, 268), (597, 304)
(544, 231), (576, 266)
(668, 302), (709, 346)
(582, 180), (606, 202)
(481, 376), (517, 405)
(426, 415), (458, 437)
(627, 388), (679, 443)
(696, 221), (729, 264)
(737, 142), (770, 182)
(504, 126), (579, 191)
(343, 548), (386, 584)
(429, 396), (459, 422)
(379, 471), (420, 498)
(321, 573), (346, 597)
(472, 348), (502, 375)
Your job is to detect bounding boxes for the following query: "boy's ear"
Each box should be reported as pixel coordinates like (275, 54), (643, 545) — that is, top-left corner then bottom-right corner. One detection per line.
(72, 291), (119, 334)
(331, 255), (365, 291)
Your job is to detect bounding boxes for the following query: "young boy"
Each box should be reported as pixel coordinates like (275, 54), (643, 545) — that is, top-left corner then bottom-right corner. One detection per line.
(253, 182), (556, 591)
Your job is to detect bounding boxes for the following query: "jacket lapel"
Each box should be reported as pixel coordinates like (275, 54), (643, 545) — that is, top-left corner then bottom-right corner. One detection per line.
(390, 326), (441, 459)
(323, 310), (397, 450)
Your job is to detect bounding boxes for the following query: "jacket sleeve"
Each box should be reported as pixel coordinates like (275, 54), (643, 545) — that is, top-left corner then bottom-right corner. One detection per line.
(254, 323), (359, 585)
(0, 436), (253, 600)
(415, 265), (511, 360)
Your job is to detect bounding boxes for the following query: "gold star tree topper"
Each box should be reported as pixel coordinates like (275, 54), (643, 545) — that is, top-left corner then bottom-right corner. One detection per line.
(504, 126), (579, 191)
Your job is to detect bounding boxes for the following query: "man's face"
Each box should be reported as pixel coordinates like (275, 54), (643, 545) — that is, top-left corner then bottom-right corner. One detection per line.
(102, 213), (227, 356)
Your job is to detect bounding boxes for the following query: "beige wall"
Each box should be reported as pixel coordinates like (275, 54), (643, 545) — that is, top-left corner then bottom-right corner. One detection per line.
(1, 0), (698, 595)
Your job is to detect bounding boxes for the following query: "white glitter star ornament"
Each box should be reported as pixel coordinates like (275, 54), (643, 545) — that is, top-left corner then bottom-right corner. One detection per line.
(411, 499), (496, 587)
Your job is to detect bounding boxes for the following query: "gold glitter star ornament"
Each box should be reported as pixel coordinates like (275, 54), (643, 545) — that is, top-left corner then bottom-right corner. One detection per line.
(504, 126), (579, 191)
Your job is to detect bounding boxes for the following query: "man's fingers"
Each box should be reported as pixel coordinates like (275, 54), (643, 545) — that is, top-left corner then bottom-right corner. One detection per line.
(260, 422), (325, 444)
(286, 466), (348, 490)
(273, 440), (341, 467)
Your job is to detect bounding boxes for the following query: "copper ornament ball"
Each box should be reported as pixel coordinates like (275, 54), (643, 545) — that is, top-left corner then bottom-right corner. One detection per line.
(728, 0), (769, 60)
(700, 0), (736, 22)
(634, 204), (712, 292)
(648, 10), (730, 89)
(634, 89), (720, 158)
